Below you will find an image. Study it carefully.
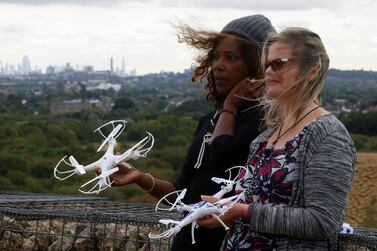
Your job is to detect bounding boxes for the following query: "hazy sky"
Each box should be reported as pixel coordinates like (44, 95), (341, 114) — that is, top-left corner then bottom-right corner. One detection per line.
(0, 0), (376, 74)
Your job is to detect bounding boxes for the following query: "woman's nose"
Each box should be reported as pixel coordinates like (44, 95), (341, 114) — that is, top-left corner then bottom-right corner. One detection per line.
(213, 57), (225, 71)
(265, 65), (274, 76)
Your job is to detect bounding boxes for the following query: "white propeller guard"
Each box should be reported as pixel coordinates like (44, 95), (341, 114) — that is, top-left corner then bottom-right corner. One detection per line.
(97, 124), (123, 152)
(54, 155), (86, 181)
(115, 132), (155, 162)
(169, 188), (187, 211)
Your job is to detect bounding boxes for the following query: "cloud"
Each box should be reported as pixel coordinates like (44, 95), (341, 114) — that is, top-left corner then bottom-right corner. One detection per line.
(2, 0), (342, 10)
(0, 0), (149, 6)
(159, 0), (342, 11)
(0, 24), (29, 35)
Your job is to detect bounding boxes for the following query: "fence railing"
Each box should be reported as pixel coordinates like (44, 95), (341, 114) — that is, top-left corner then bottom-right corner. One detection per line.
(0, 190), (376, 251)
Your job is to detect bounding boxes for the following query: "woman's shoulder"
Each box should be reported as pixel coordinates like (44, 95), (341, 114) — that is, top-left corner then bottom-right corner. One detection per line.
(307, 113), (350, 136)
(303, 113), (355, 152)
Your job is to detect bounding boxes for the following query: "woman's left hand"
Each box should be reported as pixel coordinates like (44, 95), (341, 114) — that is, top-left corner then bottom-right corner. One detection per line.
(224, 77), (264, 111)
(197, 195), (249, 229)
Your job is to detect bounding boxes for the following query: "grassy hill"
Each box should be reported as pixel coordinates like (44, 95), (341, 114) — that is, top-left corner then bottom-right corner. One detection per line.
(346, 152), (377, 227)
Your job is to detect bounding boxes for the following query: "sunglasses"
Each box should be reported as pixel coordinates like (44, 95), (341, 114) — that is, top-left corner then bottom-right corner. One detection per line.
(264, 58), (291, 72)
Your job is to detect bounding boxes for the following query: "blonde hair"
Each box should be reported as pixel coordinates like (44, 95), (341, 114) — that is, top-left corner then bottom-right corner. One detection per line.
(175, 24), (263, 109)
(260, 27), (330, 128)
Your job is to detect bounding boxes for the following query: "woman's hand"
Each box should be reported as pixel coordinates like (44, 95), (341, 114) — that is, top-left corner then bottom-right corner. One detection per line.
(224, 77), (263, 111)
(197, 195), (249, 229)
(95, 162), (142, 186)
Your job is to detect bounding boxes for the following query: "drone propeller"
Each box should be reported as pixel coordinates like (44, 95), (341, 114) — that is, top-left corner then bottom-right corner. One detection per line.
(155, 189), (187, 212)
(115, 132), (155, 162)
(94, 120), (127, 138)
(131, 132), (154, 158)
(94, 120), (126, 152)
(224, 165), (248, 183)
(54, 155), (86, 181)
(210, 166), (248, 186)
(149, 228), (176, 239)
(96, 124), (122, 152)
(169, 188), (187, 211)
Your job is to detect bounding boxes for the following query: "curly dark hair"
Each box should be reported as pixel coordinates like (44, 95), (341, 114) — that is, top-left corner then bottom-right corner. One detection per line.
(176, 24), (264, 109)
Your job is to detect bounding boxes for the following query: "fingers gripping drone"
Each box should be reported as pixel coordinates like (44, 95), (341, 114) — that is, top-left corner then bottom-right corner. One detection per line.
(53, 120), (154, 194)
(149, 166), (248, 244)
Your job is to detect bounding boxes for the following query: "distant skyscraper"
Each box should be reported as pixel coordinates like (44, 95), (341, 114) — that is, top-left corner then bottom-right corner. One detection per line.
(130, 68), (136, 76)
(10, 65), (16, 75)
(121, 57), (126, 76)
(110, 57), (114, 73)
(46, 65), (55, 74)
(21, 55), (32, 75)
(84, 65), (94, 72)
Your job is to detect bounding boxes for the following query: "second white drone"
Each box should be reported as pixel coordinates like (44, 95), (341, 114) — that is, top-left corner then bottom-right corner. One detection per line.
(149, 166), (248, 244)
(54, 120), (154, 194)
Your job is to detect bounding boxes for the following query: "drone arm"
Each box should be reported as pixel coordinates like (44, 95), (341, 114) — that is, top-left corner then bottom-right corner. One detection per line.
(212, 184), (234, 200)
(115, 149), (132, 163)
(215, 194), (241, 206)
(115, 133), (154, 162)
(191, 221), (197, 244)
(211, 214), (229, 230)
(67, 156), (85, 175)
(159, 219), (180, 226)
(79, 167), (119, 194)
(80, 160), (101, 173)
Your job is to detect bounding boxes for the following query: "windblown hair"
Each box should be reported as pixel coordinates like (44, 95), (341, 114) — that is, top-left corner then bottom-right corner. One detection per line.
(175, 24), (264, 109)
(260, 27), (330, 128)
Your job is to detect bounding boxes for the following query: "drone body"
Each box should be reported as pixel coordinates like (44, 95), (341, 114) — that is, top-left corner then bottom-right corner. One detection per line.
(149, 166), (247, 244)
(54, 120), (154, 194)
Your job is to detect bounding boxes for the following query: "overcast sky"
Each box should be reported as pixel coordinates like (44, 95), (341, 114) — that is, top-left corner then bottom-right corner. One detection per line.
(0, 0), (376, 75)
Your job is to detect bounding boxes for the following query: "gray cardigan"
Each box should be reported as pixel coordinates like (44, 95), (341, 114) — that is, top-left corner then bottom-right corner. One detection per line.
(242, 113), (356, 250)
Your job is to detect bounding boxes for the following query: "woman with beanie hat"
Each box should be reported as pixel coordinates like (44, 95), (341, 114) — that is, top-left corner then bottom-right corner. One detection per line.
(106, 14), (276, 250)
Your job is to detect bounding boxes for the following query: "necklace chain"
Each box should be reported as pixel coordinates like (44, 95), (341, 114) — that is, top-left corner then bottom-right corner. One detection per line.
(272, 106), (321, 146)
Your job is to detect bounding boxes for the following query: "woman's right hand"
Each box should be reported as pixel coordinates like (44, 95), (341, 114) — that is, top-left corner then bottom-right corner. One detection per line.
(224, 77), (263, 110)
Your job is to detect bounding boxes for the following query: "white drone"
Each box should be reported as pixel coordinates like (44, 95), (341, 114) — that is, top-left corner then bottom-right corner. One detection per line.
(54, 120), (154, 194)
(149, 166), (248, 244)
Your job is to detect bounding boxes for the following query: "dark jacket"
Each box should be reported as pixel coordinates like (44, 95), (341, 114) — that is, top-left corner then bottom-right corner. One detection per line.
(171, 105), (262, 251)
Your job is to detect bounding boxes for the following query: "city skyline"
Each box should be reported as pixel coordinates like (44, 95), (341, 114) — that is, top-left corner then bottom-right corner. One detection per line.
(0, 55), (135, 76)
(0, 0), (376, 74)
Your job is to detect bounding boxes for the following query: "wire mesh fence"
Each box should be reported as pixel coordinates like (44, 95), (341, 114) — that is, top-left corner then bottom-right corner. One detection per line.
(0, 190), (179, 250)
(338, 227), (377, 251)
(0, 190), (376, 251)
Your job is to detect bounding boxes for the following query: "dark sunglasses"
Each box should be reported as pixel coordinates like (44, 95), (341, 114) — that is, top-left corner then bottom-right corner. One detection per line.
(264, 58), (291, 72)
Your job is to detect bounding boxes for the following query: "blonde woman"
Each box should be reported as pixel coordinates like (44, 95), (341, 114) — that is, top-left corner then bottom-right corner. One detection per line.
(198, 27), (356, 251)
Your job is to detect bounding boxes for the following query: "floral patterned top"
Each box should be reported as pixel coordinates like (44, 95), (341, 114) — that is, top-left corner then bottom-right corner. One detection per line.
(224, 129), (306, 251)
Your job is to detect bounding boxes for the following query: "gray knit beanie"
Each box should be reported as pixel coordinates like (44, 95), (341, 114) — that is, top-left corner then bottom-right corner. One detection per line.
(221, 14), (276, 50)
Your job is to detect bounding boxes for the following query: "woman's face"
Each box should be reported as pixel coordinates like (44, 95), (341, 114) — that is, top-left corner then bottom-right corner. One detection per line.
(211, 36), (249, 97)
(265, 41), (300, 99)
